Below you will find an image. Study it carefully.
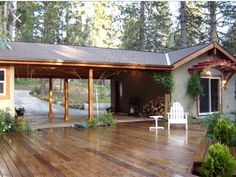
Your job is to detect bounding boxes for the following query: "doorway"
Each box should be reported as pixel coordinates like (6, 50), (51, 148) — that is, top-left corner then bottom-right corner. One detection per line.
(200, 77), (220, 114)
(115, 81), (123, 112)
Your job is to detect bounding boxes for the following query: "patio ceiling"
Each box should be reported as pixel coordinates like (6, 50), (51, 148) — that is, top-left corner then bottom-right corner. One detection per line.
(14, 64), (126, 79)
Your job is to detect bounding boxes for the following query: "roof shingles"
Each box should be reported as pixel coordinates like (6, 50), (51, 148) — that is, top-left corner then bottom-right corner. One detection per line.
(0, 42), (211, 67)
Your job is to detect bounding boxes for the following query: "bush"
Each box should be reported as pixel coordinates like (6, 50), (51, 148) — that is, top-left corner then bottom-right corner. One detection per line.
(88, 119), (97, 127)
(0, 110), (31, 135)
(202, 113), (220, 140)
(16, 118), (31, 133)
(200, 143), (236, 177)
(187, 72), (203, 101)
(152, 73), (174, 93)
(214, 119), (236, 145)
(74, 121), (90, 129)
(97, 111), (116, 126)
(0, 111), (12, 135)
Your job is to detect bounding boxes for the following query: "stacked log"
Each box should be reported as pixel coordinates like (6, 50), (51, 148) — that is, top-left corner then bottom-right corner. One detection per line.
(138, 96), (165, 118)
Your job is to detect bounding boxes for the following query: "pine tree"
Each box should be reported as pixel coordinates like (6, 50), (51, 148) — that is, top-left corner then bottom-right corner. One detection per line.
(120, 1), (172, 52)
(179, 1), (187, 48)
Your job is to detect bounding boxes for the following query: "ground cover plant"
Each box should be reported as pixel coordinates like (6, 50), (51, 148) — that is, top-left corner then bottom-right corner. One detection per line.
(0, 110), (31, 135)
(74, 111), (116, 129)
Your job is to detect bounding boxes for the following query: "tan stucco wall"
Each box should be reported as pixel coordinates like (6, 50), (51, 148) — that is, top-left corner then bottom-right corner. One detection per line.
(222, 73), (236, 114)
(0, 66), (15, 116)
(111, 70), (166, 113)
(172, 54), (235, 116)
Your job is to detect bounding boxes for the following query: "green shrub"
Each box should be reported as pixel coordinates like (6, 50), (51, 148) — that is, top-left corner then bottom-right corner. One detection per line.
(0, 111), (12, 135)
(187, 72), (203, 101)
(97, 111), (116, 126)
(152, 73), (174, 93)
(74, 121), (90, 129)
(200, 143), (236, 177)
(16, 118), (31, 133)
(88, 119), (97, 127)
(214, 119), (236, 145)
(0, 110), (31, 135)
(202, 113), (220, 140)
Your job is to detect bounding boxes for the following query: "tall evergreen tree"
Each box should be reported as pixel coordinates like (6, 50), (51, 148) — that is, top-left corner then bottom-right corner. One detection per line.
(120, 1), (172, 52)
(179, 1), (187, 48)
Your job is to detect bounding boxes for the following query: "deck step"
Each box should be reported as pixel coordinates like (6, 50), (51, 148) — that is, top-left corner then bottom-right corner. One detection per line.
(188, 138), (209, 173)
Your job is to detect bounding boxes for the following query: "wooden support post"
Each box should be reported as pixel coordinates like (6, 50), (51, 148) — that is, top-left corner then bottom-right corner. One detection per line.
(48, 78), (54, 118)
(88, 69), (94, 121)
(64, 78), (70, 121)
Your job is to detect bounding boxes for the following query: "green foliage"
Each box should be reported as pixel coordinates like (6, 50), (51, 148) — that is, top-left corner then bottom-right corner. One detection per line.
(187, 72), (203, 101)
(74, 121), (90, 129)
(16, 118), (31, 133)
(0, 110), (31, 135)
(88, 119), (97, 127)
(202, 113), (220, 140)
(0, 111), (13, 135)
(214, 119), (236, 145)
(74, 113), (116, 129)
(188, 115), (194, 125)
(97, 111), (116, 126)
(200, 143), (236, 177)
(120, 1), (172, 52)
(152, 73), (174, 93)
(0, 29), (11, 50)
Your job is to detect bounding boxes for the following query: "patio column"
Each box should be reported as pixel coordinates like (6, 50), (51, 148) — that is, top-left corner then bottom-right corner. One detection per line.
(48, 78), (54, 118)
(64, 78), (70, 121)
(88, 69), (94, 121)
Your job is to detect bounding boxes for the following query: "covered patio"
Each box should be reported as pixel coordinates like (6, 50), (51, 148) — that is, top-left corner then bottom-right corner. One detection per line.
(0, 122), (206, 177)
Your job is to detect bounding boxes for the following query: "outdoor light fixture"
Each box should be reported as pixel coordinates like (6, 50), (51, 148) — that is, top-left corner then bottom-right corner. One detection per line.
(222, 80), (227, 88)
(205, 71), (211, 75)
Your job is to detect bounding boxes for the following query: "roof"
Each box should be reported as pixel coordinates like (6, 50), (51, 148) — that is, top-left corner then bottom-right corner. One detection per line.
(168, 43), (210, 65)
(0, 42), (214, 68)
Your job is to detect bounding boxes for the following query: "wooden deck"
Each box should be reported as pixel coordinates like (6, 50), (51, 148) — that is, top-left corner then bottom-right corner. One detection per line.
(0, 122), (206, 177)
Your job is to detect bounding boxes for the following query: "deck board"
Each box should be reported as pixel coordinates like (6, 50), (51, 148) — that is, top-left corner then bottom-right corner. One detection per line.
(0, 122), (206, 177)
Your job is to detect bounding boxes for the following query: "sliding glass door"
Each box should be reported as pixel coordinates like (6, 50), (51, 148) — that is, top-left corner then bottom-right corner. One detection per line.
(200, 77), (220, 114)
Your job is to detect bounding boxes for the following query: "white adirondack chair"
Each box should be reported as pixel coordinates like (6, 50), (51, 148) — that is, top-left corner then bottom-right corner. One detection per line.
(167, 102), (188, 130)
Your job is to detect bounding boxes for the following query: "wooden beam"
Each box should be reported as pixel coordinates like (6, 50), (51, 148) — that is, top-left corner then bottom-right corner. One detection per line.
(88, 69), (94, 121)
(48, 78), (54, 118)
(64, 78), (70, 121)
(0, 60), (172, 71)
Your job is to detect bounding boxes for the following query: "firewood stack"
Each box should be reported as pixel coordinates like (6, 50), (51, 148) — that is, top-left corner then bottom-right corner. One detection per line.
(138, 96), (165, 118)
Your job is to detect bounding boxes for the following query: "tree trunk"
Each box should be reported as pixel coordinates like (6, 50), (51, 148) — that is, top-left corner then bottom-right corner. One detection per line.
(209, 1), (217, 42)
(180, 1), (187, 48)
(3, 2), (7, 31)
(139, 1), (145, 51)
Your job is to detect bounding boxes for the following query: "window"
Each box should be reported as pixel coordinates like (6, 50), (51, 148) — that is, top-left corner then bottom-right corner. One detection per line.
(0, 69), (6, 96)
(200, 77), (220, 114)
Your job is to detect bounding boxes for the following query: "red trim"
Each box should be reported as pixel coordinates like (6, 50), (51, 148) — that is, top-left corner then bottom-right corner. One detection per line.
(188, 59), (236, 74)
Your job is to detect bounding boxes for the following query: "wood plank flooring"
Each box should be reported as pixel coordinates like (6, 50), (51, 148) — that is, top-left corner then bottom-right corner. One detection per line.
(0, 122), (206, 177)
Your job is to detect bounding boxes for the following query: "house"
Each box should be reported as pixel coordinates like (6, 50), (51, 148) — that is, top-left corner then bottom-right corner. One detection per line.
(0, 42), (235, 119)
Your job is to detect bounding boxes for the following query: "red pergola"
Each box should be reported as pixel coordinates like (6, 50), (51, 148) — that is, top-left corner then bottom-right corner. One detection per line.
(188, 59), (236, 85)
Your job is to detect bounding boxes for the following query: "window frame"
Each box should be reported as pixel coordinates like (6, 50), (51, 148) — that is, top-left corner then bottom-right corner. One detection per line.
(199, 76), (221, 115)
(0, 69), (6, 96)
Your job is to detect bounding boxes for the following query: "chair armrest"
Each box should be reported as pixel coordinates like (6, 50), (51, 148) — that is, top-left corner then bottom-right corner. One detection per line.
(184, 112), (189, 119)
